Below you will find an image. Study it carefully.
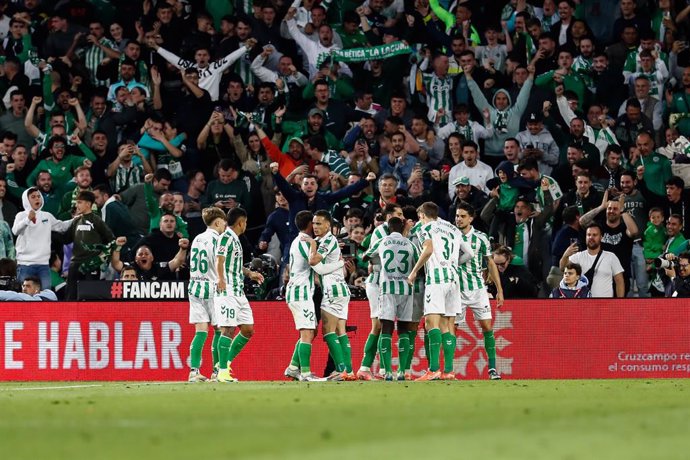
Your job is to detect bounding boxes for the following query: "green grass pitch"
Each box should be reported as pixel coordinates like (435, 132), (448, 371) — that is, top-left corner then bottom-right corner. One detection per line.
(1, 379), (689, 460)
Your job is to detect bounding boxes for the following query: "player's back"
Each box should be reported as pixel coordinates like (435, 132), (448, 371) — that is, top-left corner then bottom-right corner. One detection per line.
(421, 219), (461, 285)
(188, 228), (219, 299)
(286, 233), (314, 302)
(377, 232), (417, 295)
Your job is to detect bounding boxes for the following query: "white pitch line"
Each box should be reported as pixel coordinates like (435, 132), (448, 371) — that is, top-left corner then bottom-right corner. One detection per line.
(0, 384), (104, 392)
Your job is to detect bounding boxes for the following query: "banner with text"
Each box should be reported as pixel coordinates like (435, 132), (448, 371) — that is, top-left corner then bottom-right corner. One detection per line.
(1, 300), (690, 381)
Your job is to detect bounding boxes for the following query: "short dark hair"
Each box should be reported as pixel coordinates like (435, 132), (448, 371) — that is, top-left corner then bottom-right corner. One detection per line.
(564, 262), (582, 276)
(307, 135), (327, 153)
(295, 210), (313, 231)
(456, 201), (476, 217)
(586, 222), (603, 234)
(517, 158), (539, 172)
(382, 203), (402, 218)
(666, 176), (685, 189)
(154, 168), (173, 182)
(314, 209), (332, 224)
(76, 190), (95, 203)
(23, 275), (42, 289)
(227, 207), (247, 226)
(461, 140), (478, 151)
(92, 184), (111, 195)
(387, 217), (404, 234)
(562, 206), (580, 225)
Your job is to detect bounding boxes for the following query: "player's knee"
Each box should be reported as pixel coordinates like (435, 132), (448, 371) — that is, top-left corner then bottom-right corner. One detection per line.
(240, 325), (254, 338)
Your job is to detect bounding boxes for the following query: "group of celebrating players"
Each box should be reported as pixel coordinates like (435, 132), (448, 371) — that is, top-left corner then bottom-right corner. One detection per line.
(185, 195), (504, 383)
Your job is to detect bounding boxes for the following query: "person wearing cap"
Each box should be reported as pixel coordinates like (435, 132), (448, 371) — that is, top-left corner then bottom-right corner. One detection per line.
(447, 140), (494, 198)
(515, 111), (560, 175)
(280, 105), (342, 151)
(446, 175), (489, 231)
(254, 123), (307, 179)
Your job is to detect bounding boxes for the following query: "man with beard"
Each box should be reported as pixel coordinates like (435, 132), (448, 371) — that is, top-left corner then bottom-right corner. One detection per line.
(615, 99), (654, 154)
(619, 170), (649, 296)
(593, 145), (625, 192)
(560, 223), (625, 298)
(106, 59), (149, 103)
(555, 171), (602, 229)
(281, 107), (341, 151)
(33, 171), (61, 217)
(580, 191), (639, 295)
(257, 124), (307, 180)
(448, 140), (494, 197)
(135, 214), (187, 269)
(112, 241), (189, 281)
(27, 136), (94, 191)
(379, 132), (418, 191)
(58, 166), (96, 219)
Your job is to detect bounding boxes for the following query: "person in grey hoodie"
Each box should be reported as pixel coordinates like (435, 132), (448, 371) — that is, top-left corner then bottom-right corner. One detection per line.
(0, 275), (57, 301)
(11, 187), (74, 289)
(466, 63), (534, 167)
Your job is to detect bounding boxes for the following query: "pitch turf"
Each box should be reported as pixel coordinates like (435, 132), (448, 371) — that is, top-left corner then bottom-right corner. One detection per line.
(1, 380), (689, 460)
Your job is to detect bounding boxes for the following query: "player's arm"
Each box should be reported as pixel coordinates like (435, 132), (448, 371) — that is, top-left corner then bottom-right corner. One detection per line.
(216, 254), (226, 292)
(308, 239), (324, 266)
(457, 239), (475, 265)
(242, 266), (265, 283)
(312, 259), (344, 275)
(408, 239), (432, 284)
(486, 256), (504, 308)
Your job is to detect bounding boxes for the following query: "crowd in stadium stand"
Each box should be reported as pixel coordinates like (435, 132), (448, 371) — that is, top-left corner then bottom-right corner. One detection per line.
(0, 0), (690, 300)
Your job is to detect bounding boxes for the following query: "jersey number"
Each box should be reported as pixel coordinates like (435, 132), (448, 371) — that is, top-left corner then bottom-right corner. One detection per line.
(383, 249), (410, 273)
(441, 237), (454, 260)
(190, 248), (209, 274)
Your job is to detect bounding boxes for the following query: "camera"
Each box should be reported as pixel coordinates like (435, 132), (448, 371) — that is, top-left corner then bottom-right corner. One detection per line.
(340, 239), (357, 257)
(0, 276), (21, 292)
(653, 257), (676, 270)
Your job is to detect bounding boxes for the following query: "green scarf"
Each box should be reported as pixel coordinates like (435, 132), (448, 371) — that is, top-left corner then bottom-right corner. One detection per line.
(316, 41), (412, 68)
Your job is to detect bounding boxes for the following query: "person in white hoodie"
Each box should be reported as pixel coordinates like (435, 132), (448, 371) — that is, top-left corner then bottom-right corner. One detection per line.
(11, 187), (74, 289)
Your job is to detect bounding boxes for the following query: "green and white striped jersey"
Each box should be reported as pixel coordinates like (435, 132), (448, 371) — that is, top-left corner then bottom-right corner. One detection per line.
(365, 232), (418, 295)
(365, 223), (389, 285)
(408, 221), (425, 293)
(85, 38), (117, 86)
(422, 73), (452, 124)
(188, 228), (220, 299)
(216, 228), (245, 297)
(316, 232), (350, 298)
(419, 219), (462, 285)
(286, 232), (314, 302)
(457, 226), (491, 291)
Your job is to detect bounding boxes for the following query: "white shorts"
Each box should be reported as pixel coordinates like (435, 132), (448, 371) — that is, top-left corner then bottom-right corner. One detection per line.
(424, 283), (461, 317)
(321, 296), (349, 320)
(214, 295), (253, 327)
(189, 295), (215, 324)
(287, 300), (317, 330)
(365, 282), (380, 318)
(456, 288), (492, 324)
(379, 293), (413, 322)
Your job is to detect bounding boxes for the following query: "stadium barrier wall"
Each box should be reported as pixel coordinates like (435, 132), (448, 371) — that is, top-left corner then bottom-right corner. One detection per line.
(1, 300), (690, 381)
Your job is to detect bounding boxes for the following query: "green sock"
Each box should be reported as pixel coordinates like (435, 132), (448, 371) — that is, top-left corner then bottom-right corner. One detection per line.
(189, 331), (207, 369)
(227, 333), (250, 364)
(442, 332), (456, 373)
(324, 333), (346, 372)
(484, 330), (496, 370)
(406, 330), (417, 371)
(211, 330), (221, 368)
(361, 333), (379, 368)
(298, 342), (312, 374)
(217, 335), (231, 369)
(424, 331), (430, 368)
(398, 335), (410, 374)
(377, 334), (393, 373)
(428, 328), (442, 372)
(290, 340), (300, 368)
(338, 334), (353, 373)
